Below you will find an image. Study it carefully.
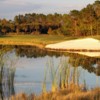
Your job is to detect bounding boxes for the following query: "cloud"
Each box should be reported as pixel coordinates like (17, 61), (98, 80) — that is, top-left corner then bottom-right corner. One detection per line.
(0, 0), (31, 6)
(0, 1), (44, 19)
(0, 2), (82, 20)
(0, 0), (94, 20)
(0, 0), (7, 2)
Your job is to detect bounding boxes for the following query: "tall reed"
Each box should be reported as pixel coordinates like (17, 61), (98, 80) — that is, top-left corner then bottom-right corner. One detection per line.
(59, 57), (70, 89)
(42, 62), (49, 93)
(0, 47), (16, 99)
(0, 50), (4, 100)
(43, 56), (81, 93)
(47, 58), (58, 92)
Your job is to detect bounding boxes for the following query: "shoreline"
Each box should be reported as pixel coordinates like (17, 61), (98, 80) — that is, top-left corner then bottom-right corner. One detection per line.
(45, 38), (100, 57)
(0, 42), (45, 49)
(45, 38), (100, 50)
(10, 87), (100, 100)
(0, 35), (100, 57)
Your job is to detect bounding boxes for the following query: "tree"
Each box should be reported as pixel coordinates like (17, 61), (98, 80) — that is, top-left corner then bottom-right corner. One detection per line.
(0, 26), (1, 32)
(69, 10), (80, 36)
(93, 0), (100, 35)
(81, 4), (96, 35)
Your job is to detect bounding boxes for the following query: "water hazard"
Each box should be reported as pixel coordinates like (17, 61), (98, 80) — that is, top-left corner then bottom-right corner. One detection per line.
(0, 45), (100, 99)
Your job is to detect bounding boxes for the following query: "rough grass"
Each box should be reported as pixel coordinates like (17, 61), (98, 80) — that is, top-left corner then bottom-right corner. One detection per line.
(36, 88), (100, 100)
(10, 86), (100, 100)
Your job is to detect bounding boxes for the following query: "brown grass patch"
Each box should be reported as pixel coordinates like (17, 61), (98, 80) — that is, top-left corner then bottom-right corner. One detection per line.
(10, 86), (100, 100)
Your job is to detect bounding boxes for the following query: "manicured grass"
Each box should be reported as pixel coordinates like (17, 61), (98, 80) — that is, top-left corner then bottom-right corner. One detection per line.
(0, 35), (78, 47)
(0, 34), (100, 48)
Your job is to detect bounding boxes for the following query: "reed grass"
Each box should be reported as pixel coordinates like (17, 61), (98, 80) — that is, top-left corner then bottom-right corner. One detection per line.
(0, 50), (4, 100)
(47, 58), (58, 92)
(9, 56), (100, 100)
(59, 57), (70, 89)
(43, 56), (81, 92)
(42, 62), (49, 94)
(0, 48), (16, 99)
(10, 87), (100, 100)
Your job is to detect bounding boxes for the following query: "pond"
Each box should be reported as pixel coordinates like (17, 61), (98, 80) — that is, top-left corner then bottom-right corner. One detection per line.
(0, 45), (100, 99)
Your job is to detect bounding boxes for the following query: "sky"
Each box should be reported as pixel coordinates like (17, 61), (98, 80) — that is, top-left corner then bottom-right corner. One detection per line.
(0, 0), (96, 20)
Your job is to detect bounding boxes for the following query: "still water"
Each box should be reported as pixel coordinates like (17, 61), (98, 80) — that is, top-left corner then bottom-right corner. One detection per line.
(0, 45), (100, 98)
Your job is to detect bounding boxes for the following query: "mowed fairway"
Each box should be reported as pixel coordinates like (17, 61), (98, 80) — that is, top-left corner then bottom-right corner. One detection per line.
(0, 35), (78, 47)
(0, 35), (100, 48)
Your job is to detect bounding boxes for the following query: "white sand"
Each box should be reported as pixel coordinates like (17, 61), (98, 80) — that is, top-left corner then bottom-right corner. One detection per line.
(46, 38), (100, 50)
(45, 38), (100, 57)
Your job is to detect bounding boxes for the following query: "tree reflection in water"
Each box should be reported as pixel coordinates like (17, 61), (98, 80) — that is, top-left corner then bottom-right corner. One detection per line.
(0, 45), (100, 99)
(14, 45), (100, 75)
(68, 53), (100, 76)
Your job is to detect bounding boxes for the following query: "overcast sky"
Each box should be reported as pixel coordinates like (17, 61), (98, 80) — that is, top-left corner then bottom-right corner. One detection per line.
(0, 0), (95, 20)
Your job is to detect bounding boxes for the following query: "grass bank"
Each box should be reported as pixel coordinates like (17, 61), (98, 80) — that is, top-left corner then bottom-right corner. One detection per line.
(0, 35), (100, 48)
(0, 35), (77, 48)
(10, 87), (100, 100)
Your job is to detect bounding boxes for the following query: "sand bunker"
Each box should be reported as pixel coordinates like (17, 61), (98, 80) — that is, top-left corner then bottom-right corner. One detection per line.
(46, 38), (100, 50)
(45, 38), (100, 57)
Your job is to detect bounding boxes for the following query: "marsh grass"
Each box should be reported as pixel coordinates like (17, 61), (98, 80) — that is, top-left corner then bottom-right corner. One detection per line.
(10, 87), (100, 100)
(0, 50), (4, 100)
(9, 56), (100, 100)
(43, 56), (82, 93)
(42, 62), (48, 94)
(0, 48), (17, 100)
(58, 56), (81, 90)
(47, 58), (58, 92)
(59, 57), (70, 89)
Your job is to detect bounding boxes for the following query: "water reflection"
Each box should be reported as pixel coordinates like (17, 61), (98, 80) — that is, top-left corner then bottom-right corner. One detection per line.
(14, 45), (65, 58)
(0, 45), (100, 99)
(68, 53), (100, 75)
(14, 45), (100, 76)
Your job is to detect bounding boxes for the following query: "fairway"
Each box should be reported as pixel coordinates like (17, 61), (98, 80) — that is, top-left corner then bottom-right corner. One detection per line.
(0, 35), (78, 47)
(0, 35), (100, 48)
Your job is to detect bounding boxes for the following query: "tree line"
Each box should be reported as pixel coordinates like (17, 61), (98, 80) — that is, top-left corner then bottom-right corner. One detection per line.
(0, 0), (100, 36)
